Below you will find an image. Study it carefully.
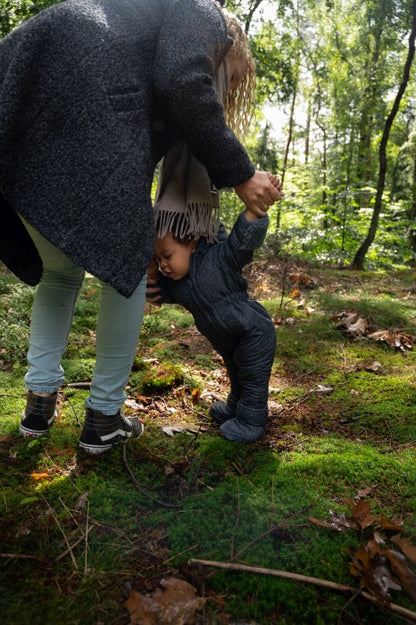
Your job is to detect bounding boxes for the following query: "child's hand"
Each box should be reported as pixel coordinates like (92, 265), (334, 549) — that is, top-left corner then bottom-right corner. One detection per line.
(146, 280), (162, 304)
(267, 173), (284, 195)
(244, 207), (266, 221)
(146, 258), (162, 303)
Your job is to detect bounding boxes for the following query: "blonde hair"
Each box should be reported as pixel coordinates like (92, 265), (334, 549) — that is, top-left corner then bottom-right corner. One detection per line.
(223, 14), (256, 139)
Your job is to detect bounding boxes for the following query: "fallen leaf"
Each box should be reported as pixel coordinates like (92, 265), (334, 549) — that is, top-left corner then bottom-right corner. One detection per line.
(191, 388), (201, 404)
(384, 549), (416, 603)
(364, 361), (382, 372)
(349, 543), (398, 605)
(356, 486), (376, 499)
(335, 312), (368, 337)
(346, 498), (378, 531)
(75, 491), (90, 512)
(312, 384), (333, 394)
(378, 517), (404, 533)
(390, 535), (416, 565)
(30, 472), (51, 482)
(162, 423), (205, 436)
(367, 329), (415, 351)
(289, 272), (317, 288)
(124, 578), (205, 625)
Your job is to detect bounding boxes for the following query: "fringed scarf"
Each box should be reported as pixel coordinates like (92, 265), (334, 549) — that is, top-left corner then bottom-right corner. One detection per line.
(154, 59), (230, 243)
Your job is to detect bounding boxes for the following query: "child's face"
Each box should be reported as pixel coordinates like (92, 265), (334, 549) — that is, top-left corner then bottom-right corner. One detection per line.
(154, 232), (196, 280)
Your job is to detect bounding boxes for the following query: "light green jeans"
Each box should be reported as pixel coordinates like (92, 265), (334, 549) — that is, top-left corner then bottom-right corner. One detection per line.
(22, 219), (146, 414)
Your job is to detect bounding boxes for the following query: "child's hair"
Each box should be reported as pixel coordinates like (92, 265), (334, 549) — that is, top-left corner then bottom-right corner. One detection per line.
(223, 13), (256, 138)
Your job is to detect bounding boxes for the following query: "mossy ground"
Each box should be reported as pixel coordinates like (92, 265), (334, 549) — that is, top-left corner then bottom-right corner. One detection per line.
(0, 262), (415, 624)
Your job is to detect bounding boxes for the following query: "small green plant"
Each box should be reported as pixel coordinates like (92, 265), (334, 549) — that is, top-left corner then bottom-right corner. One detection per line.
(141, 362), (184, 392)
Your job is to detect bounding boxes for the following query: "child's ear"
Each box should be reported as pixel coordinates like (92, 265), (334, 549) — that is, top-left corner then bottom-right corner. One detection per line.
(190, 239), (198, 253)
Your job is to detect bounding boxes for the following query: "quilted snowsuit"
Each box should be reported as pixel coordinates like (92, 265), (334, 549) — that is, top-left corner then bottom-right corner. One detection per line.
(155, 212), (277, 434)
(0, 0), (254, 296)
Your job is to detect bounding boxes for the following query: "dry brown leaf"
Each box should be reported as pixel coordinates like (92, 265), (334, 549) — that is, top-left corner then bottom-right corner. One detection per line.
(391, 535), (416, 564)
(30, 472), (51, 481)
(356, 486), (376, 499)
(346, 498), (378, 530)
(349, 543), (399, 605)
(191, 388), (201, 404)
(124, 578), (205, 625)
(334, 312), (369, 337)
(363, 361), (382, 373)
(289, 272), (317, 288)
(378, 516), (404, 533)
(384, 549), (416, 603)
(162, 423), (205, 436)
(367, 329), (415, 351)
(75, 491), (89, 511)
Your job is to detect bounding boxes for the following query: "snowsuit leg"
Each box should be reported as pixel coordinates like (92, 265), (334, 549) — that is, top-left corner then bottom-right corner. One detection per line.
(220, 306), (276, 443)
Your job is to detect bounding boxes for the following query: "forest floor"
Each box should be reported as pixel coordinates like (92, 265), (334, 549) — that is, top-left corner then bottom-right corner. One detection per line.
(1, 258), (416, 625)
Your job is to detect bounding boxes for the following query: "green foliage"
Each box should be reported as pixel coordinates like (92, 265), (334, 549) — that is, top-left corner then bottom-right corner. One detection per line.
(0, 279), (34, 366)
(141, 304), (194, 335)
(141, 362), (184, 392)
(0, 0), (61, 38)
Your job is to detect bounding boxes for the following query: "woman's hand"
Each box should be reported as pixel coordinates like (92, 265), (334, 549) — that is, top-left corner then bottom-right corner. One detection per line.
(234, 171), (284, 217)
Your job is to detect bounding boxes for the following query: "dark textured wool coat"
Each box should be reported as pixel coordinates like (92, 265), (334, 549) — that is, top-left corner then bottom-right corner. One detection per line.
(0, 0), (255, 296)
(155, 213), (277, 425)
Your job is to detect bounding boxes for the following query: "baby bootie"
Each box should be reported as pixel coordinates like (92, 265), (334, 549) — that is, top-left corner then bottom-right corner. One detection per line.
(220, 417), (265, 444)
(209, 400), (235, 423)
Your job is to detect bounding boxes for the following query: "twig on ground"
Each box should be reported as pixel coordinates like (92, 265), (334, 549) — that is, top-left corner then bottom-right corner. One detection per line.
(188, 559), (416, 622)
(380, 440), (416, 453)
(56, 523), (95, 562)
(64, 394), (82, 427)
(230, 479), (240, 560)
(46, 502), (78, 570)
(84, 498), (90, 575)
(0, 553), (47, 562)
(162, 543), (198, 565)
(122, 443), (182, 509)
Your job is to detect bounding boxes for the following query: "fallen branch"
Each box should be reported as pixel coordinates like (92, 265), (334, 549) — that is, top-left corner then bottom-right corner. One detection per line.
(64, 382), (91, 388)
(188, 558), (416, 622)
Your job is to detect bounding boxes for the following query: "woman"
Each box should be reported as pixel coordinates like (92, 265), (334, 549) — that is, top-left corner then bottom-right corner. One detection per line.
(0, 0), (282, 453)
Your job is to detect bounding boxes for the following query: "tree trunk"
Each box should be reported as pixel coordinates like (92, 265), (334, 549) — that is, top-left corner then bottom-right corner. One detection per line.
(276, 83), (296, 231)
(305, 99), (311, 166)
(351, 0), (416, 270)
(407, 148), (416, 256)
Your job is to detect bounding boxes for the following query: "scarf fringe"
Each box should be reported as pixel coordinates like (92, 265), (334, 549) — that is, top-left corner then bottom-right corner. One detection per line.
(155, 203), (221, 244)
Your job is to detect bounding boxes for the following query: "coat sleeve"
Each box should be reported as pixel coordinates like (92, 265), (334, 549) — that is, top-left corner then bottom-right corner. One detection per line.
(153, 0), (255, 190)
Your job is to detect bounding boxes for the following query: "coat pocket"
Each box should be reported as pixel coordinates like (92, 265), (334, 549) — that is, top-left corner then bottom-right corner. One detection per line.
(107, 88), (146, 113)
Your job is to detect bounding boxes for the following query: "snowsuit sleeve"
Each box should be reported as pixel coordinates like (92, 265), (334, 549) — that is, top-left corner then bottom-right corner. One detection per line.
(222, 212), (269, 271)
(150, 271), (177, 305)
